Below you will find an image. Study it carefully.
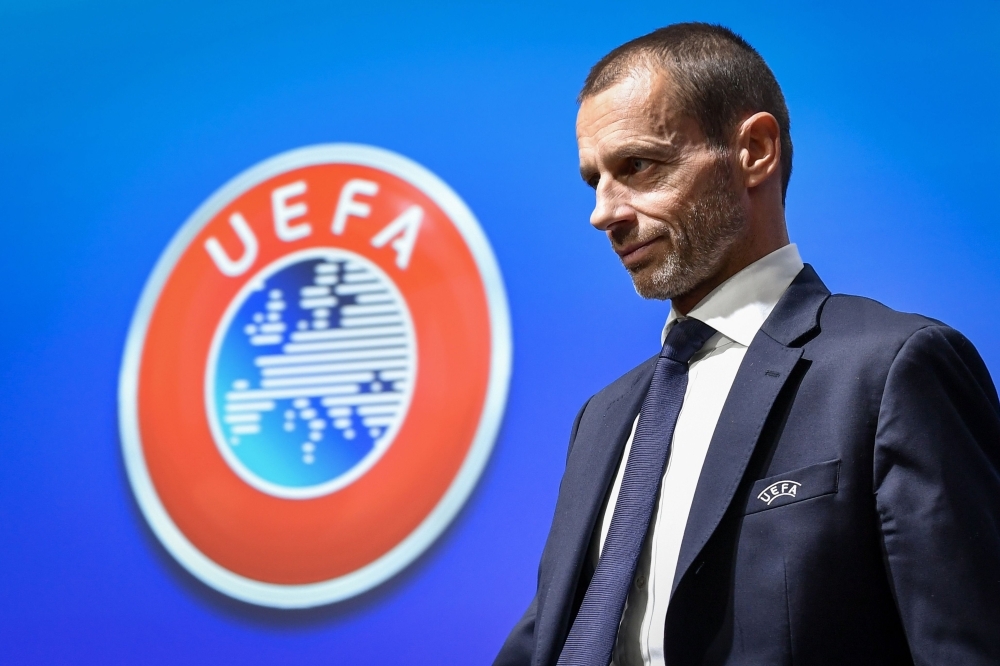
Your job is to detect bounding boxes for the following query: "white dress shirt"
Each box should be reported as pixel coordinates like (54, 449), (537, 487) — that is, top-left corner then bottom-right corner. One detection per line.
(590, 244), (805, 666)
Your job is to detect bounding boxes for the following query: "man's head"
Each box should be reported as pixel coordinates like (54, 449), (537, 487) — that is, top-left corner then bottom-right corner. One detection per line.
(576, 23), (792, 309)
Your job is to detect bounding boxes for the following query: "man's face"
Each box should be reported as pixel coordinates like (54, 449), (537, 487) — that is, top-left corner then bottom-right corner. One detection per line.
(576, 68), (747, 301)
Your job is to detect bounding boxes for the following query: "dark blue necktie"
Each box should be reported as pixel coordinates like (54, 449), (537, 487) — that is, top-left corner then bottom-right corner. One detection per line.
(557, 317), (717, 666)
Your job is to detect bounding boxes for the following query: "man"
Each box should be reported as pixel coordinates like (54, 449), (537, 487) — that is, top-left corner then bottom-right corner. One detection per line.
(495, 23), (1000, 666)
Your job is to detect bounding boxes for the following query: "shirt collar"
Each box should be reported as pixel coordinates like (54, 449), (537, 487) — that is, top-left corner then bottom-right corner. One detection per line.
(662, 243), (805, 347)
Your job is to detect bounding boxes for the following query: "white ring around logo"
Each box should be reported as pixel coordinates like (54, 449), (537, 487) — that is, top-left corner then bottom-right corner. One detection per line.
(118, 144), (512, 608)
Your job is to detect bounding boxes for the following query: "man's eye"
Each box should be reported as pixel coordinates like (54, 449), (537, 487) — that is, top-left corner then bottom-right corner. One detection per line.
(587, 175), (600, 190)
(631, 158), (651, 172)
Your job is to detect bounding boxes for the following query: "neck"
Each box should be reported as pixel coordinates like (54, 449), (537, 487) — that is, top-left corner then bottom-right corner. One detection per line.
(671, 212), (789, 316)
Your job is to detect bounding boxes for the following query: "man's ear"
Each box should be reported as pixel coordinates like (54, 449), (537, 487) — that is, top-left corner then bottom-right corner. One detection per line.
(736, 112), (781, 189)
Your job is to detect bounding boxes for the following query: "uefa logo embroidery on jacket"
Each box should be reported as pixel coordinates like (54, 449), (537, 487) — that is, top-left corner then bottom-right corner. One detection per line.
(119, 144), (511, 608)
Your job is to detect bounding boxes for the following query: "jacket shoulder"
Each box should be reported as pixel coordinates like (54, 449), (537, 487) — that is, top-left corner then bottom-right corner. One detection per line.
(564, 355), (657, 459)
(819, 293), (944, 345)
(590, 354), (658, 407)
(808, 294), (986, 395)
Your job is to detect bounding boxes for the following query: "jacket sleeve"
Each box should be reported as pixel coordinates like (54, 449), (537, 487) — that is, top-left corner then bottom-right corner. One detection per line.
(493, 595), (539, 666)
(874, 325), (1000, 664)
(493, 397), (593, 666)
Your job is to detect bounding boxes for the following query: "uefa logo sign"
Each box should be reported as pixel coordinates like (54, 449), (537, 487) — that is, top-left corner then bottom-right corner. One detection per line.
(119, 144), (511, 607)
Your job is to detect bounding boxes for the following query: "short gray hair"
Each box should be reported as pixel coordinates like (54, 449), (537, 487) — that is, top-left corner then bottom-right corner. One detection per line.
(580, 23), (793, 203)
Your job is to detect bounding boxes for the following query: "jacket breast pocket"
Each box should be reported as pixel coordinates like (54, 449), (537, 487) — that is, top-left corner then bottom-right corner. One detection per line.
(746, 459), (841, 515)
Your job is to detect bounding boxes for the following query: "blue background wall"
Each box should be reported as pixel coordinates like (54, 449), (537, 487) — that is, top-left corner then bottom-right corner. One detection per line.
(1, 2), (998, 663)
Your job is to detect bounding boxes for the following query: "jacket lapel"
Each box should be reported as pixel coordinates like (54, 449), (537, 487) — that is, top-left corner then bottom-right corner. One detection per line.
(671, 265), (830, 596)
(534, 356), (656, 666)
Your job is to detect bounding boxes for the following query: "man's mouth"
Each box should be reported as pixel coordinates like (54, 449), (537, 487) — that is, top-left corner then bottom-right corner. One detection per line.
(615, 236), (662, 268)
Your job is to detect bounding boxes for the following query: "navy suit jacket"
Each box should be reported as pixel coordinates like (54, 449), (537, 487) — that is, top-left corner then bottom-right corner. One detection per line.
(495, 266), (1000, 666)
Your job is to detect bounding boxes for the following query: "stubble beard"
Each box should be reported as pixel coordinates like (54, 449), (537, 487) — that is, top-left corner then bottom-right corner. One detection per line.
(626, 157), (748, 301)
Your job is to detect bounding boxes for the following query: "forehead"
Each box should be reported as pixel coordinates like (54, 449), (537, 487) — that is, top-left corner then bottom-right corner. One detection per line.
(576, 68), (696, 158)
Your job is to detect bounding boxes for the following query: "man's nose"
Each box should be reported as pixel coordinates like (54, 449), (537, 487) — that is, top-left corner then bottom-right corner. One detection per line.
(590, 179), (636, 232)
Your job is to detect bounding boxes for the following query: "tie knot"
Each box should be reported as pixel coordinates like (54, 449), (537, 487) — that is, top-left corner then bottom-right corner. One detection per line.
(661, 317), (716, 364)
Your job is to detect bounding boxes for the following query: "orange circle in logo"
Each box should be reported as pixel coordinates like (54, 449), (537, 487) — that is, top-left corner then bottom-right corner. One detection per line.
(119, 145), (511, 607)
